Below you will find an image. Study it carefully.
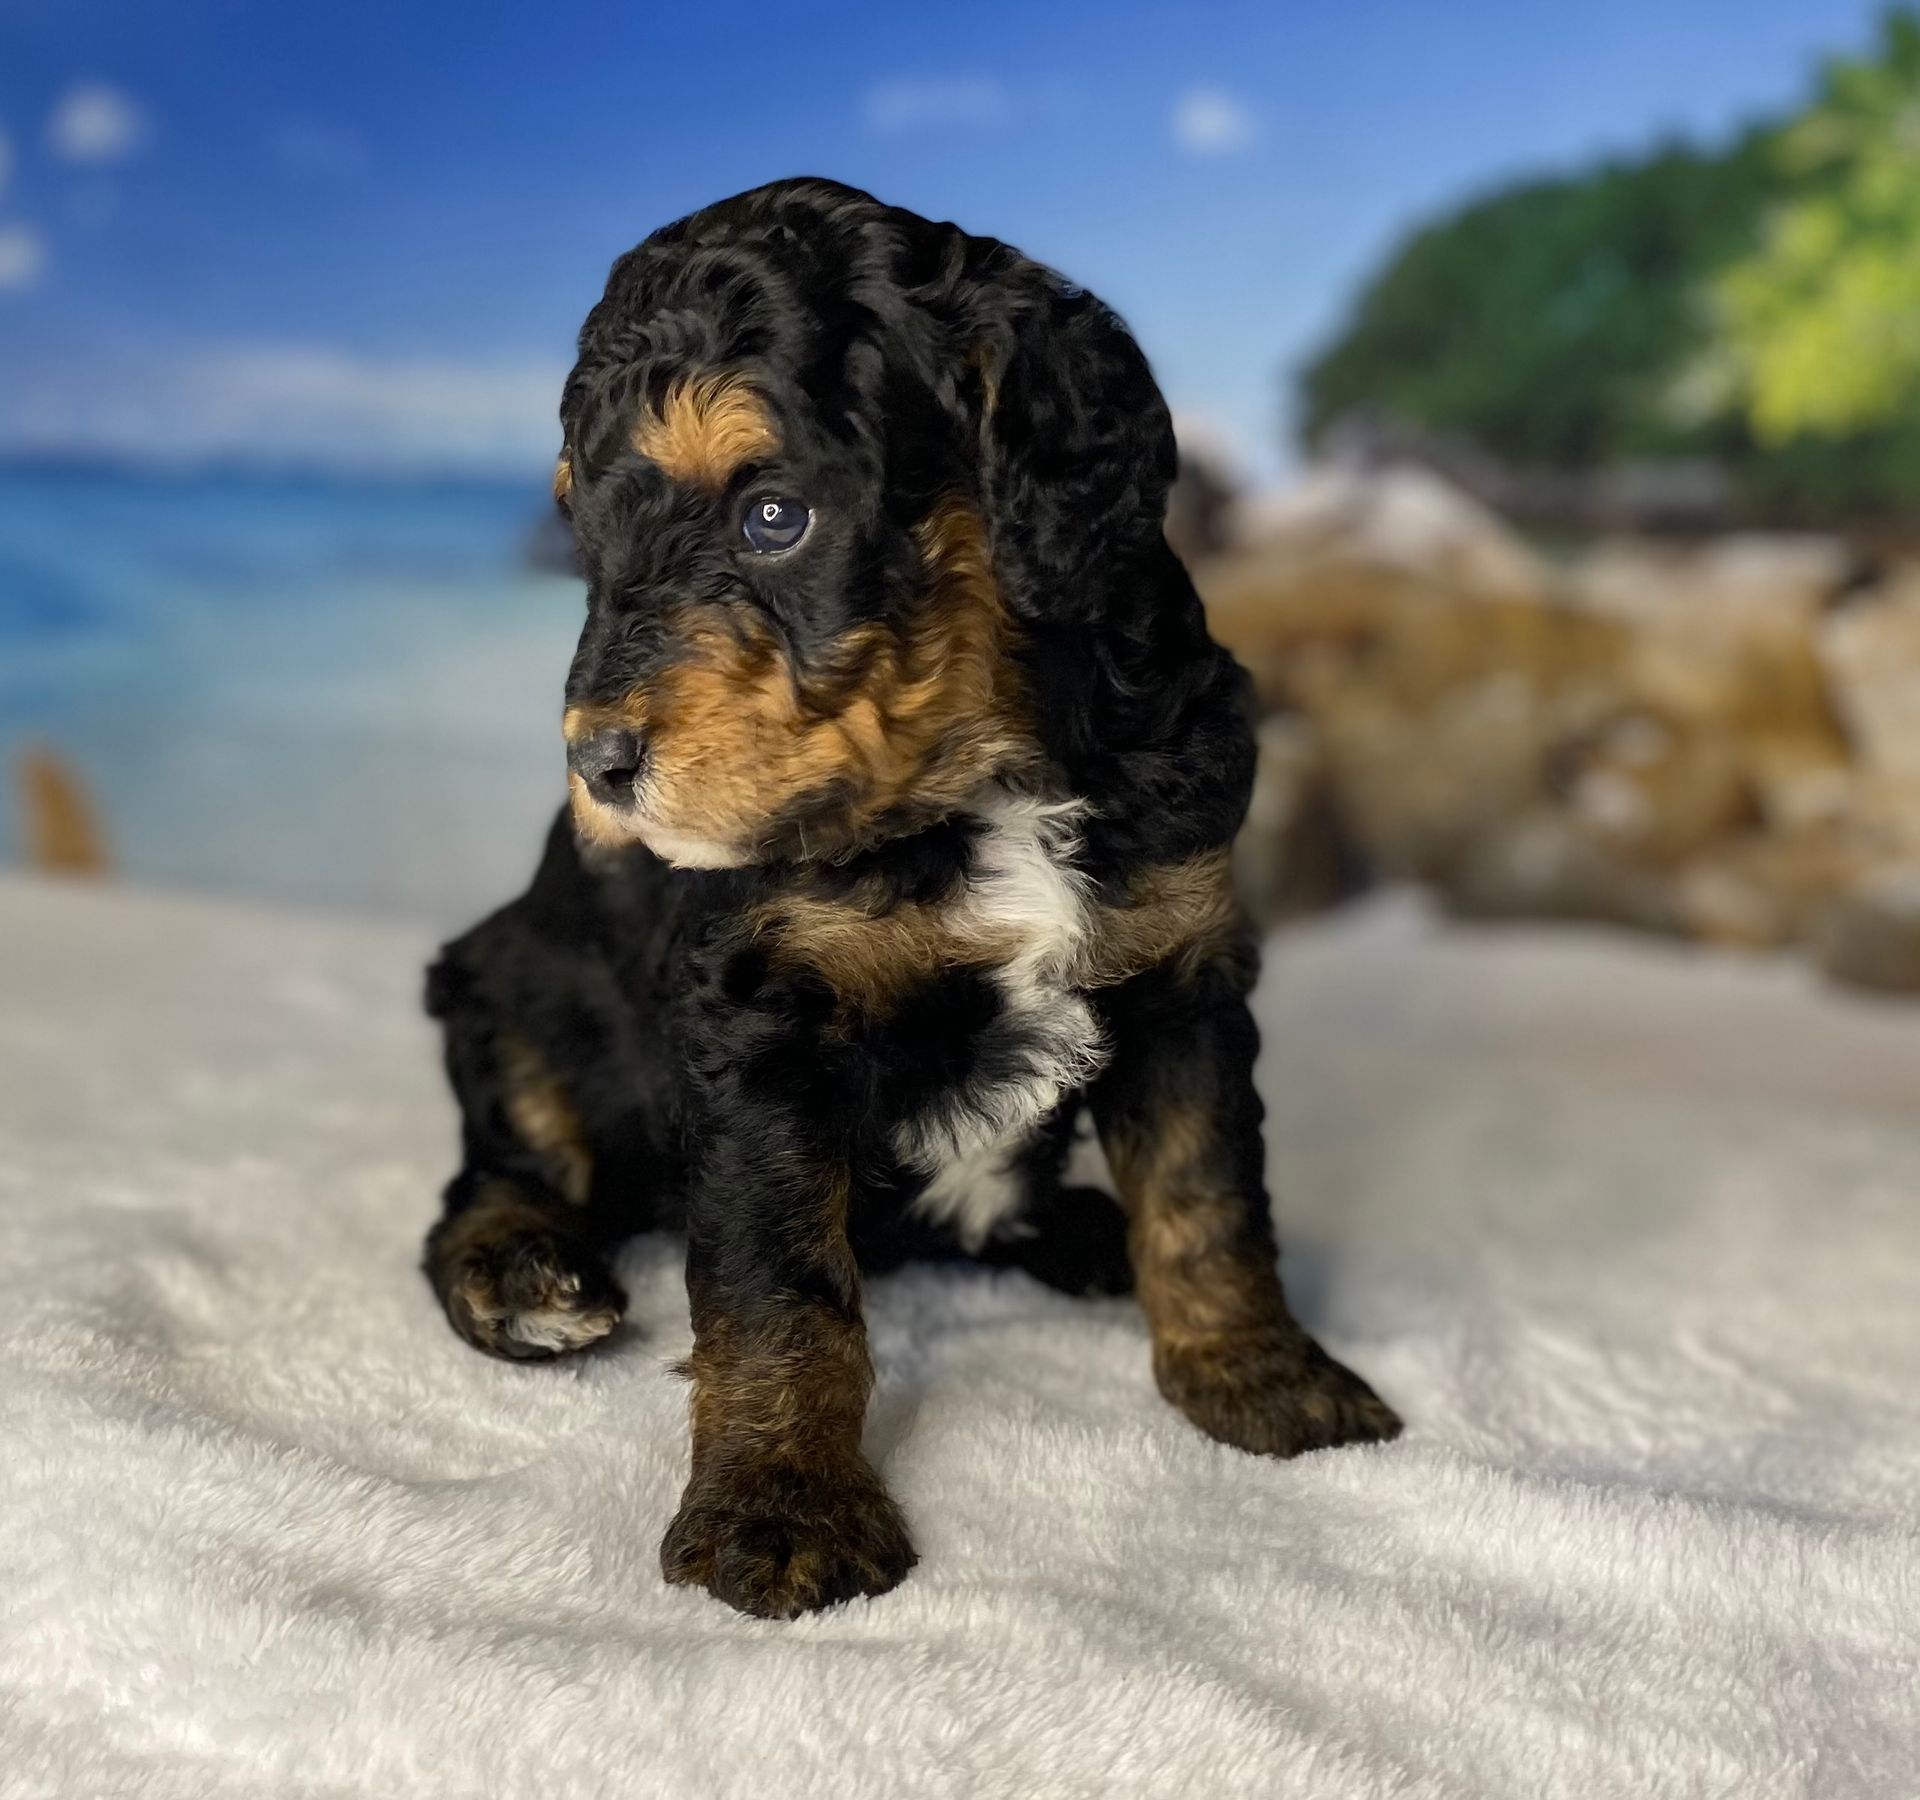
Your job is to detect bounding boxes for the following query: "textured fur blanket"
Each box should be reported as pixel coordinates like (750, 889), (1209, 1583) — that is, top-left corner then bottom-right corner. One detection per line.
(3, 877), (1917, 1799)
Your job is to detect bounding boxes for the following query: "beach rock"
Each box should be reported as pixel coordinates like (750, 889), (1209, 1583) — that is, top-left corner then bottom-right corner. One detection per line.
(1575, 536), (1851, 782)
(1448, 817), (1853, 951)
(1232, 714), (1353, 928)
(15, 748), (109, 877)
(1310, 673), (1563, 880)
(1549, 707), (1760, 866)
(1232, 463), (1553, 601)
(1165, 429), (1241, 567)
(1202, 541), (1624, 722)
(1815, 866), (1920, 995)
(1574, 534), (1855, 626)
(1819, 584), (1920, 787)
(1445, 813), (1688, 936)
(1194, 466), (1920, 994)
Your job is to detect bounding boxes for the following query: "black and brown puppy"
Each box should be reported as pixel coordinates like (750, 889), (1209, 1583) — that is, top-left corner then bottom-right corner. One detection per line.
(424, 177), (1400, 1619)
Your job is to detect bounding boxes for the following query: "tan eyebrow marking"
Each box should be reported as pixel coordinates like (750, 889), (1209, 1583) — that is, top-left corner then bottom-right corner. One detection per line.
(630, 373), (779, 489)
(552, 453), (573, 502)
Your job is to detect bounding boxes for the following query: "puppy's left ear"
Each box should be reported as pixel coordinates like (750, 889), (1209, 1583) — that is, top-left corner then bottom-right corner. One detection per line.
(965, 264), (1177, 622)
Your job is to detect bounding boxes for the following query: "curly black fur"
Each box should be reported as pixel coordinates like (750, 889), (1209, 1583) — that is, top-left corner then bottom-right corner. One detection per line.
(424, 178), (1399, 1620)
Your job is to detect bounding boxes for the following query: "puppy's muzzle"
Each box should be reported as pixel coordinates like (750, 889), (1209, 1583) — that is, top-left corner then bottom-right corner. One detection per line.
(568, 724), (647, 809)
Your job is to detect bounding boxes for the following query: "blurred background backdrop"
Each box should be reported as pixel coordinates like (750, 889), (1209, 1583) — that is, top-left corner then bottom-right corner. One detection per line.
(5, 0), (1920, 992)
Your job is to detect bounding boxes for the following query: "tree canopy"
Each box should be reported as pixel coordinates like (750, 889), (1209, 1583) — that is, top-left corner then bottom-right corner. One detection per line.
(1299, 10), (1920, 515)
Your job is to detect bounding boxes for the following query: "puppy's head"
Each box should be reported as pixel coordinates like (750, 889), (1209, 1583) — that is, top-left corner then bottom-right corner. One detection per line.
(557, 178), (1175, 868)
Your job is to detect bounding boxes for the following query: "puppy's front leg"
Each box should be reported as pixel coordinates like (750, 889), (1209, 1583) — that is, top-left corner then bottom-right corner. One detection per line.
(1093, 960), (1402, 1458)
(661, 1141), (914, 1619)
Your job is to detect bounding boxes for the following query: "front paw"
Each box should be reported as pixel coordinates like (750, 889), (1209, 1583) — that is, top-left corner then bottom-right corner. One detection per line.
(429, 1219), (625, 1362)
(661, 1456), (916, 1619)
(1157, 1329), (1402, 1457)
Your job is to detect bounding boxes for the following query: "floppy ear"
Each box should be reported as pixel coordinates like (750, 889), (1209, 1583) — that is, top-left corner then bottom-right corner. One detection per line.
(964, 261), (1177, 623)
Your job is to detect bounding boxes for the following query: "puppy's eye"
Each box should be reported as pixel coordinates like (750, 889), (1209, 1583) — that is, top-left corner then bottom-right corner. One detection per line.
(741, 495), (811, 554)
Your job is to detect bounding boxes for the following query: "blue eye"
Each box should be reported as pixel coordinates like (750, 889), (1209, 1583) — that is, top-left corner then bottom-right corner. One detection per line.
(742, 495), (811, 554)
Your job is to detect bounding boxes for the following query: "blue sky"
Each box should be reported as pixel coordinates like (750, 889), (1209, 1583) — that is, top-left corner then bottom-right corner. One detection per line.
(0, 0), (1890, 481)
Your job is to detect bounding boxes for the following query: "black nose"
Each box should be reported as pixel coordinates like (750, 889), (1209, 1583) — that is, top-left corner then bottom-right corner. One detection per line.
(568, 725), (646, 806)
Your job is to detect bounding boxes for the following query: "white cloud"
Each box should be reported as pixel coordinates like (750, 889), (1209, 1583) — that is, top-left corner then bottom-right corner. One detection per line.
(47, 82), (149, 164)
(1169, 86), (1261, 156)
(0, 340), (567, 470)
(864, 76), (1012, 134)
(193, 347), (561, 453)
(0, 223), (48, 292)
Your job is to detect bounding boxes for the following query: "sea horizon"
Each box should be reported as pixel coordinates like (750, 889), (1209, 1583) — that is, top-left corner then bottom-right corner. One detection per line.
(0, 462), (584, 923)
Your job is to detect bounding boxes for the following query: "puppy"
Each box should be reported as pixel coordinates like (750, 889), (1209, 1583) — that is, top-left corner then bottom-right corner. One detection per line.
(424, 178), (1400, 1620)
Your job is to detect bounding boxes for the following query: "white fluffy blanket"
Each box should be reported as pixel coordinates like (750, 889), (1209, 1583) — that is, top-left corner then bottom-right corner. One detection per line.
(3, 876), (1918, 1799)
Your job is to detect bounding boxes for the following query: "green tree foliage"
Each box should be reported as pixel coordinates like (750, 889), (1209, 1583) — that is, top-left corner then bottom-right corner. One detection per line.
(1713, 11), (1920, 442)
(1301, 139), (1776, 467)
(1299, 9), (1920, 514)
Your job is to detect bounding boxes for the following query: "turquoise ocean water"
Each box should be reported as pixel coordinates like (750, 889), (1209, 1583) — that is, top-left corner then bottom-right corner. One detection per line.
(0, 466), (583, 921)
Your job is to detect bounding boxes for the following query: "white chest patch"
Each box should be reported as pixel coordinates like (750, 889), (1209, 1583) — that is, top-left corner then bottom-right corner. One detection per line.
(899, 796), (1109, 1248)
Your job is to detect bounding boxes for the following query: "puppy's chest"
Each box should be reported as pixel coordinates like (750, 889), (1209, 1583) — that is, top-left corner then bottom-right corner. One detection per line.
(897, 801), (1108, 1160)
(755, 799), (1236, 1242)
(761, 800), (1109, 1173)
(888, 803), (1108, 1252)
